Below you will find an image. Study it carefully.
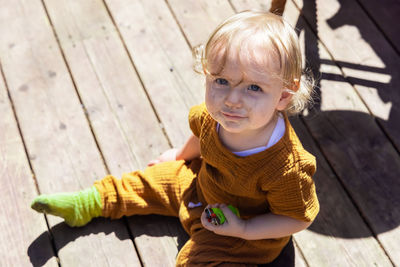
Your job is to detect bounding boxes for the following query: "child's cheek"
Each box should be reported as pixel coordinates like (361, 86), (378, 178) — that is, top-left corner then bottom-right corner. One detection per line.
(205, 88), (224, 121)
(210, 86), (228, 103)
(208, 92), (225, 114)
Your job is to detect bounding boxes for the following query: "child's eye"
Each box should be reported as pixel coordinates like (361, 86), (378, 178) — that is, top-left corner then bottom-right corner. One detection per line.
(215, 78), (229, 85)
(247, 84), (262, 92)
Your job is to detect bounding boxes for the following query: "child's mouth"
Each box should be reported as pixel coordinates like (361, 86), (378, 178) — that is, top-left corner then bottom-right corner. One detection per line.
(221, 111), (245, 120)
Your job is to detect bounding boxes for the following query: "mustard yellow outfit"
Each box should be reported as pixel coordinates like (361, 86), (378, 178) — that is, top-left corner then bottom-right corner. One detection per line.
(93, 103), (319, 266)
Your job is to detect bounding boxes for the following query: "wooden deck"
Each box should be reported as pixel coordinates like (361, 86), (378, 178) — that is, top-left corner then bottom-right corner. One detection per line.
(0, 0), (399, 266)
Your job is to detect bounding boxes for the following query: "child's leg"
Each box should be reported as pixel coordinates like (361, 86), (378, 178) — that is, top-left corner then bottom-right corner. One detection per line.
(31, 186), (102, 227)
(31, 160), (196, 227)
(94, 160), (196, 219)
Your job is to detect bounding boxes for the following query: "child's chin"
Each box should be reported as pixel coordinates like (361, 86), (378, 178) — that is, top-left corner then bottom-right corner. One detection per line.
(220, 122), (246, 133)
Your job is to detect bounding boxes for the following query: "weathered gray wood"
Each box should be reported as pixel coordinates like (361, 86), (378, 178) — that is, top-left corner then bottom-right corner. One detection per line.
(0, 64), (58, 266)
(291, 117), (392, 267)
(292, 0), (400, 152)
(43, 0), (188, 265)
(43, 0), (169, 175)
(166, 0), (234, 47)
(105, 0), (205, 148)
(345, 0), (400, 55)
(293, 241), (308, 267)
(103, 0), (201, 263)
(129, 215), (189, 267)
(228, 0), (274, 12)
(2, 0), (398, 265)
(0, 0), (141, 265)
(289, 0), (400, 265)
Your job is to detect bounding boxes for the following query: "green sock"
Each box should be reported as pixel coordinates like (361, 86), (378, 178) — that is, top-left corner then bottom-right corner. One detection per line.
(31, 186), (102, 227)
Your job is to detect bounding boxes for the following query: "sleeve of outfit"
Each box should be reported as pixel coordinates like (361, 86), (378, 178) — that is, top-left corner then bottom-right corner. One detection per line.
(188, 103), (208, 138)
(263, 158), (319, 222)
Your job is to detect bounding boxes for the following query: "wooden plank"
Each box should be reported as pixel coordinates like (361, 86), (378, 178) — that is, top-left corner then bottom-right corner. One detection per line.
(105, 0), (205, 148)
(292, 0), (400, 152)
(293, 241), (308, 267)
(0, 66), (58, 266)
(41, 0), (169, 182)
(43, 0), (188, 265)
(99, 0), (201, 264)
(166, 0), (234, 46)
(129, 215), (189, 267)
(290, 118), (392, 266)
(228, 0), (275, 12)
(344, 0), (400, 55)
(0, 0), (141, 266)
(287, 0), (400, 265)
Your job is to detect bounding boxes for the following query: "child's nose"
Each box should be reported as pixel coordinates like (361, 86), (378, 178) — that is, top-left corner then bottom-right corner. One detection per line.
(224, 88), (243, 108)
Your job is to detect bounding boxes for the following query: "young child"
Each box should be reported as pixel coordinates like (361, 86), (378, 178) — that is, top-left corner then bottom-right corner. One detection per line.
(31, 11), (319, 266)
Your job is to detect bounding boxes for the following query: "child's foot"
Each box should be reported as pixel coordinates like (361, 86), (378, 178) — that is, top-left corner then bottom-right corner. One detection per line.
(31, 186), (102, 227)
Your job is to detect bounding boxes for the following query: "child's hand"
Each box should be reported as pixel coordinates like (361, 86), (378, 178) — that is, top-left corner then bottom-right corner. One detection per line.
(147, 148), (178, 166)
(201, 204), (246, 239)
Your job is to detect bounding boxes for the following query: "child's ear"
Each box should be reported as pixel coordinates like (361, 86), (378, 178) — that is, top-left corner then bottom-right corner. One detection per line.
(276, 90), (294, 111)
(276, 79), (299, 111)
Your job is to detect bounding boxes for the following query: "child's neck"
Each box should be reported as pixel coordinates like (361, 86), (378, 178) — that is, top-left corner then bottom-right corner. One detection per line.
(219, 114), (279, 152)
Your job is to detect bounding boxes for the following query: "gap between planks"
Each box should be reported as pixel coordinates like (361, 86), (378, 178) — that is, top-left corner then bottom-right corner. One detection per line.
(39, 0), (162, 264)
(0, 49), (60, 266)
(101, 0), (175, 149)
(290, 0), (400, 158)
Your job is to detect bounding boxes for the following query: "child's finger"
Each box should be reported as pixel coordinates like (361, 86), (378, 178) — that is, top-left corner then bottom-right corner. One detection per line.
(219, 205), (236, 220)
(201, 209), (215, 230)
(147, 159), (159, 166)
(219, 205), (232, 215)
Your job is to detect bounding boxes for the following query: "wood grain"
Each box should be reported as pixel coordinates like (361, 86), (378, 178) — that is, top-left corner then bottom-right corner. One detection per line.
(1, 0), (398, 265)
(128, 215), (189, 267)
(103, 0), (203, 264)
(42, 0), (190, 265)
(292, 0), (400, 151)
(291, 117), (392, 266)
(0, 60), (58, 267)
(290, 0), (400, 264)
(166, 0), (234, 46)
(42, 0), (169, 181)
(348, 0), (400, 54)
(106, 0), (205, 148)
(0, 0), (141, 265)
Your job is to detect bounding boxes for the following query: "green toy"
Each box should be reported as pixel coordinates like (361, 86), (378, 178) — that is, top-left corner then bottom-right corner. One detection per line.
(205, 205), (240, 225)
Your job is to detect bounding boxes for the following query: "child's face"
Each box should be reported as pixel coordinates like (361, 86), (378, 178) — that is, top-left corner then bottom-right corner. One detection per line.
(205, 45), (292, 135)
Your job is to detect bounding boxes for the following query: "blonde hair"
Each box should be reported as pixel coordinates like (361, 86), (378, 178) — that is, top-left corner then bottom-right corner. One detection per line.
(193, 11), (314, 115)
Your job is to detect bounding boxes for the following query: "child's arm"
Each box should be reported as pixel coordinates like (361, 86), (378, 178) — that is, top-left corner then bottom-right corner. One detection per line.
(239, 212), (312, 240)
(176, 133), (201, 161)
(148, 134), (200, 166)
(201, 204), (312, 240)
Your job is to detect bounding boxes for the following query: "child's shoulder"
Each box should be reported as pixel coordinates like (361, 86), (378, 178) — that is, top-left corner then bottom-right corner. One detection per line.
(283, 117), (316, 166)
(189, 102), (207, 118)
(188, 103), (211, 137)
